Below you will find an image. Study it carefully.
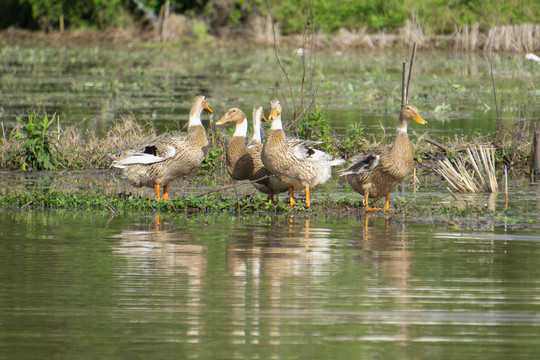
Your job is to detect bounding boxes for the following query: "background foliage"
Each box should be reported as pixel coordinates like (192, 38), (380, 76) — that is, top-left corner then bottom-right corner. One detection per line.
(1, 0), (538, 34)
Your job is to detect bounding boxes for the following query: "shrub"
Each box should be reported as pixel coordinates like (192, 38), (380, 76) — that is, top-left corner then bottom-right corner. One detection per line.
(12, 112), (62, 170)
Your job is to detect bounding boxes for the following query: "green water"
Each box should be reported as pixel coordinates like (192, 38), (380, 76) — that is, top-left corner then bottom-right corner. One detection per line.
(1, 210), (540, 359)
(0, 41), (538, 140)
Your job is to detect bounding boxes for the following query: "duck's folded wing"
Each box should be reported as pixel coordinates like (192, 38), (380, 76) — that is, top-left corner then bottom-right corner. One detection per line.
(286, 138), (321, 160)
(111, 138), (180, 168)
(339, 154), (380, 176)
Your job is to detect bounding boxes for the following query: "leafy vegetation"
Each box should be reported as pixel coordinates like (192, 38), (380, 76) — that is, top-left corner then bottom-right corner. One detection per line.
(199, 145), (223, 176)
(12, 112), (62, 170)
(341, 121), (367, 159)
(0, 188), (307, 215)
(294, 107), (335, 155)
(1, 0), (538, 34)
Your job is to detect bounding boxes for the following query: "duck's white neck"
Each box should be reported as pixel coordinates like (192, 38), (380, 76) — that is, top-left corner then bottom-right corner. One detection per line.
(189, 105), (204, 127)
(251, 119), (262, 142)
(270, 115), (283, 130)
(396, 123), (408, 135)
(234, 118), (248, 137)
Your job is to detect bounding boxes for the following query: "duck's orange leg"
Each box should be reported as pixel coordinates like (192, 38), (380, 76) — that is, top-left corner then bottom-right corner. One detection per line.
(154, 183), (161, 201)
(161, 184), (171, 201)
(289, 186), (295, 206)
(364, 191), (382, 212)
(382, 194), (391, 211)
(304, 185), (310, 208)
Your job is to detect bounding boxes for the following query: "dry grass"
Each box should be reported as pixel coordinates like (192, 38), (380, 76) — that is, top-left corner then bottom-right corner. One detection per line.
(451, 23), (481, 52)
(485, 24), (540, 52)
(433, 145), (498, 193)
(310, 23), (539, 51)
(155, 1), (190, 42)
(0, 115), (158, 170)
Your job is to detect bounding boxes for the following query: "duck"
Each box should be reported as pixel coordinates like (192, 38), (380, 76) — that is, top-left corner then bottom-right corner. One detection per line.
(261, 99), (345, 207)
(340, 104), (426, 211)
(216, 106), (288, 202)
(110, 95), (212, 201)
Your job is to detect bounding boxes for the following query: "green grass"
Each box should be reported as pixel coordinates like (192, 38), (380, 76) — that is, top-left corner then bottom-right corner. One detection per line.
(12, 112), (62, 170)
(0, 188), (303, 215)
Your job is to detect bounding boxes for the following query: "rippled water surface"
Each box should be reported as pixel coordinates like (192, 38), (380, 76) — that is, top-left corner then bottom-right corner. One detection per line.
(1, 37), (540, 359)
(1, 210), (540, 359)
(0, 40), (538, 139)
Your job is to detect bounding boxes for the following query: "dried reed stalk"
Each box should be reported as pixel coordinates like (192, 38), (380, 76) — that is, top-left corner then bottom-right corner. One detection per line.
(452, 23), (480, 51)
(485, 24), (540, 52)
(434, 145), (498, 193)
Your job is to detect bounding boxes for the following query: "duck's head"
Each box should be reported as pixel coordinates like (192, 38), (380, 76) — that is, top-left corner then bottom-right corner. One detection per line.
(400, 104), (426, 125)
(192, 95), (213, 114)
(252, 106), (266, 125)
(268, 99), (282, 121)
(216, 107), (246, 126)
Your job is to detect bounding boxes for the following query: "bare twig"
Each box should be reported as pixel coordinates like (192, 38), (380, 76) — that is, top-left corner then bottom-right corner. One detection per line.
(267, 0), (297, 120)
(401, 60), (407, 107)
(489, 59), (501, 144)
(405, 42), (417, 104)
(426, 137), (448, 152)
(195, 175), (271, 198)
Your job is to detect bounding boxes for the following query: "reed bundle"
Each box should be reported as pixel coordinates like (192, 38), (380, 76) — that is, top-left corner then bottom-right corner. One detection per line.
(451, 23), (480, 51)
(485, 24), (540, 52)
(434, 145), (498, 193)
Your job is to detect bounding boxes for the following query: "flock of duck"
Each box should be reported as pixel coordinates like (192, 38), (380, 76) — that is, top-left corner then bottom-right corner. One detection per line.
(111, 95), (426, 211)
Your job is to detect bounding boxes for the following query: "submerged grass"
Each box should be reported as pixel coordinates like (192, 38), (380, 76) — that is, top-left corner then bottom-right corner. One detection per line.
(2, 187), (534, 231)
(0, 187), (337, 217)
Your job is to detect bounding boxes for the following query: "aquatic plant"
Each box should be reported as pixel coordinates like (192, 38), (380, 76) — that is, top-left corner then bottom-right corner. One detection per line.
(12, 112), (62, 170)
(198, 145), (223, 176)
(294, 107), (336, 155)
(0, 188), (294, 215)
(340, 121), (367, 158)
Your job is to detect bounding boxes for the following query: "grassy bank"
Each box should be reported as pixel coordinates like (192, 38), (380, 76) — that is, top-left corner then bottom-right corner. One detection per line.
(1, 186), (538, 232)
(0, 110), (534, 176)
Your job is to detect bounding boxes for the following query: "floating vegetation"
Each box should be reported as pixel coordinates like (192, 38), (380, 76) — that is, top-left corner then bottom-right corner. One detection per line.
(0, 188), (280, 215)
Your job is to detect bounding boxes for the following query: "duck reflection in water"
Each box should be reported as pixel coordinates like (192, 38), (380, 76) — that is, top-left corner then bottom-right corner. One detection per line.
(111, 215), (207, 343)
(352, 214), (414, 344)
(224, 214), (333, 344)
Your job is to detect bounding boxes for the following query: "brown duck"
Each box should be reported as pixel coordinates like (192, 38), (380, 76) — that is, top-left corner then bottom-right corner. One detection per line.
(111, 95), (212, 201)
(216, 106), (288, 202)
(261, 99), (345, 208)
(340, 104), (426, 211)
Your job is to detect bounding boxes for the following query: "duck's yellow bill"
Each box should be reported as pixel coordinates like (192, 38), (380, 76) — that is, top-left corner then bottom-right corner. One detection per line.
(413, 114), (427, 124)
(205, 105), (213, 113)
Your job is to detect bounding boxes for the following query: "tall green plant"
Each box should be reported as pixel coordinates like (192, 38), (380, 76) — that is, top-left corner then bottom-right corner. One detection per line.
(295, 107), (335, 154)
(13, 112), (62, 170)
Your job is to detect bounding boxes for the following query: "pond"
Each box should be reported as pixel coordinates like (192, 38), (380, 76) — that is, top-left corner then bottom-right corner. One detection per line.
(1, 208), (540, 359)
(1, 38), (540, 359)
(0, 39), (538, 140)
